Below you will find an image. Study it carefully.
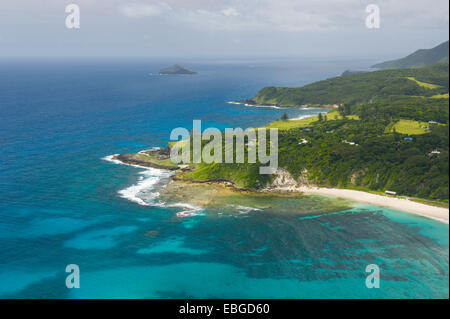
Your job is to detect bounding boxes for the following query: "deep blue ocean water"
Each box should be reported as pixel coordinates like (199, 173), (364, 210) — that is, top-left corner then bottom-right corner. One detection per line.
(0, 58), (448, 298)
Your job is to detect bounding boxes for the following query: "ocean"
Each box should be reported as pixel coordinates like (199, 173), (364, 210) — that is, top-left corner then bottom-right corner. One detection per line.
(0, 58), (448, 298)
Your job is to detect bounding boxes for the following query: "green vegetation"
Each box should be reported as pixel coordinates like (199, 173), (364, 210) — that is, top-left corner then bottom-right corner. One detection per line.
(372, 40), (449, 69)
(265, 115), (318, 130)
(274, 120), (448, 200)
(159, 64), (197, 75)
(385, 120), (429, 135)
(183, 161), (269, 189)
(178, 62), (449, 201)
(264, 110), (359, 130)
(176, 114), (448, 200)
(356, 95), (449, 123)
(431, 93), (449, 99)
(122, 59), (448, 202)
(252, 63), (449, 109)
(405, 77), (441, 89)
(134, 152), (177, 167)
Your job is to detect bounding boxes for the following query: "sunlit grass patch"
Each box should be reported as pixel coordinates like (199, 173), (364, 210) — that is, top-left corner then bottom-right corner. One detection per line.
(326, 110), (360, 121)
(265, 116), (319, 130)
(431, 93), (449, 99)
(405, 77), (441, 89)
(385, 119), (429, 135)
(264, 110), (359, 130)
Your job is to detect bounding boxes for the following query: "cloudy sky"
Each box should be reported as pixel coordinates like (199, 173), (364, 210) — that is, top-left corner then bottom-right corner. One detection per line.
(0, 0), (448, 59)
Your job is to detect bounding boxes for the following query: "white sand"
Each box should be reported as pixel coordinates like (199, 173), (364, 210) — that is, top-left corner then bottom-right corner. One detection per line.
(295, 186), (449, 224)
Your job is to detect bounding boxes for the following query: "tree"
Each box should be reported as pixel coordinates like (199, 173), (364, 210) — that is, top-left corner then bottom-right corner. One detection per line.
(338, 104), (345, 117)
(318, 113), (323, 122)
(360, 106), (368, 121)
(344, 104), (351, 116)
(392, 127), (400, 142)
(281, 112), (289, 121)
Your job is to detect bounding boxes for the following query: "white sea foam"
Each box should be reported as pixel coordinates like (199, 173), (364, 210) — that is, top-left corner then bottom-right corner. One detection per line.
(230, 205), (262, 214)
(227, 101), (286, 109)
(169, 203), (205, 217)
(138, 147), (161, 155)
(168, 202), (202, 211)
(102, 154), (173, 206)
(102, 154), (156, 170)
(102, 154), (123, 165)
(118, 167), (173, 206)
(288, 115), (314, 121)
(102, 153), (204, 217)
(246, 103), (286, 109)
(289, 112), (327, 121)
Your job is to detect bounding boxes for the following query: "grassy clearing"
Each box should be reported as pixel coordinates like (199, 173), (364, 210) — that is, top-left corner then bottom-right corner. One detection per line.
(405, 77), (441, 89)
(327, 110), (360, 121)
(385, 119), (429, 135)
(431, 93), (449, 99)
(265, 115), (319, 130)
(132, 153), (178, 167)
(264, 110), (359, 130)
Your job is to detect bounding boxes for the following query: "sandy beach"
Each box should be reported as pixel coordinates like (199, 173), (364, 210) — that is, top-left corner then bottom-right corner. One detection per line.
(297, 186), (449, 224)
(110, 152), (449, 224)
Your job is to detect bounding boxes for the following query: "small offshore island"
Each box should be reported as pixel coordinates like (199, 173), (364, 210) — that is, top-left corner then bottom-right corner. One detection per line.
(159, 64), (197, 75)
(114, 42), (449, 223)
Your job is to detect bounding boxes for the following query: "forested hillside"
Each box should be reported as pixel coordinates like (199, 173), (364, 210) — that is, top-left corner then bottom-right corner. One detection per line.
(250, 63), (449, 108)
(372, 40), (449, 69)
(179, 63), (449, 202)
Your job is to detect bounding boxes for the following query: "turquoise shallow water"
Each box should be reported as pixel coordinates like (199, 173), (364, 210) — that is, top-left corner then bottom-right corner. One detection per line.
(0, 59), (448, 298)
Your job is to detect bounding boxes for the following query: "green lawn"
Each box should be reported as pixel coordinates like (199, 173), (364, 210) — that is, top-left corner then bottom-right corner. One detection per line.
(264, 110), (359, 130)
(264, 115), (319, 130)
(385, 119), (429, 135)
(405, 77), (441, 89)
(431, 93), (449, 99)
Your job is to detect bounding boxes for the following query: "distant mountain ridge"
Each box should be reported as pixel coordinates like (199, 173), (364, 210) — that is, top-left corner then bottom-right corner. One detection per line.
(372, 40), (449, 69)
(249, 63), (449, 108)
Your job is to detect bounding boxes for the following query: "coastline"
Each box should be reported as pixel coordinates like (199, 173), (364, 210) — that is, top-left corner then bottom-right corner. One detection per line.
(227, 100), (339, 110)
(108, 152), (449, 224)
(295, 186), (449, 224)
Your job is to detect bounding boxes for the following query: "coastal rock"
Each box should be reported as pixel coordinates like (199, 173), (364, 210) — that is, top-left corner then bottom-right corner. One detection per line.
(270, 168), (299, 188)
(114, 153), (179, 170)
(159, 64), (197, 75)
(263, 168), (313, 192)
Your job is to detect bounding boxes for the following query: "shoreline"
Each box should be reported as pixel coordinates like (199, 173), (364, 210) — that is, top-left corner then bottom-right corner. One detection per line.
(294, 186), (449, 224)
(107, 154), (449, 224)
(228, 100), (340, 109)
